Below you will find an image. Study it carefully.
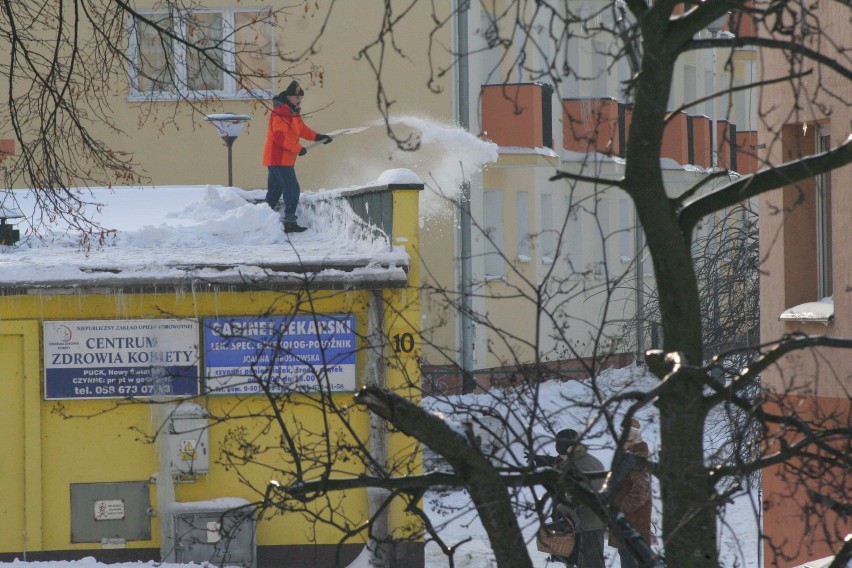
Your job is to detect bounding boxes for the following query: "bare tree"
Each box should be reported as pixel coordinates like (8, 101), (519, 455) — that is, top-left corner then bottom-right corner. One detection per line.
(6, 1), (852, 567)
(287, 1), (852, 567)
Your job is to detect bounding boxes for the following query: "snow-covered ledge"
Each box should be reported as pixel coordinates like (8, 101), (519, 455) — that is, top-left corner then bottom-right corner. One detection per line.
(779, 297), (834, 324)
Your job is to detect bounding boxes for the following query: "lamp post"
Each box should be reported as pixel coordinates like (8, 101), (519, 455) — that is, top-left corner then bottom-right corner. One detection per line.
(204, 113), (252, 187)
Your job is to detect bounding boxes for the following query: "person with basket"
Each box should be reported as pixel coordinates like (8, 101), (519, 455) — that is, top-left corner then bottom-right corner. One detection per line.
(608, 419), (653, 567)
(530, 428), (607, 568)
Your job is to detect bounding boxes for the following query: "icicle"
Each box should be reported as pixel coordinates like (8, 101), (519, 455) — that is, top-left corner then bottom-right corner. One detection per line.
(151, 368), (177, 561)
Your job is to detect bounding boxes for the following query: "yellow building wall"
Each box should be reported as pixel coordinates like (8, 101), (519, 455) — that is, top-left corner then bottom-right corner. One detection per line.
(69, 1), (452, 193)
(0, 186), (424, 561)
(1, 290), (367, 552)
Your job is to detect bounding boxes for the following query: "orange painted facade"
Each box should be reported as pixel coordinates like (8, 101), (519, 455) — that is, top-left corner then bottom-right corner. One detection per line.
(561, 97), (622, 155)
(734, 131), (759, 174)
(480, 83), (544, 148)
(758, 0), (851, 561)
(762, 395), (851, 564)
(690, 115), (713, 168)
(661, 112), (690, 164)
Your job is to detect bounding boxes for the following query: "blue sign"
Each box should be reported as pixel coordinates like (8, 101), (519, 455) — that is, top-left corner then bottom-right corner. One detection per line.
(203, 315), (357, 395)
(43, 319), (200, 400)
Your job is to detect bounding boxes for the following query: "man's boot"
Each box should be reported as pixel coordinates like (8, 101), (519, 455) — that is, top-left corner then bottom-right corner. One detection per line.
(284, 222), (308, 233)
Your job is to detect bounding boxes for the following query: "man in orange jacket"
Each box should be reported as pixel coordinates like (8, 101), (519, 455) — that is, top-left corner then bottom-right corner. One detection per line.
(262, 80), (331, 233)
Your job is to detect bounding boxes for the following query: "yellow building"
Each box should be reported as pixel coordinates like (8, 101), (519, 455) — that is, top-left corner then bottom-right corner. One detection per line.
(0, 180), (424, 567)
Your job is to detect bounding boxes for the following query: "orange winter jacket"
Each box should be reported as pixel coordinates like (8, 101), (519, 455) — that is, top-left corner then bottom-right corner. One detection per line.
(262, 103), (319, 166)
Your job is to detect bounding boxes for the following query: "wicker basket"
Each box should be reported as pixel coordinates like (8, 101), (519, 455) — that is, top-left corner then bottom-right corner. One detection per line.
(536, 521), (576, 556)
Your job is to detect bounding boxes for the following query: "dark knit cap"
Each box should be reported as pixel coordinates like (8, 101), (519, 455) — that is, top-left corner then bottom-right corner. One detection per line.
(273, 80), (305, 104)
(283, 80), (304, 97)
(555, 428), (580, 454)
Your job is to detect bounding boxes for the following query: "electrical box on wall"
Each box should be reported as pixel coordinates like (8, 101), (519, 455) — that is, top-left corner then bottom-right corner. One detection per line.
(168, 402), (210, 478)
(70, 481), (152, 543)
(166, 498), (256, 567)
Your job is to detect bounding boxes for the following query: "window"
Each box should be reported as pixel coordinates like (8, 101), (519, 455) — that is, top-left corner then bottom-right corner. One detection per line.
(534, 18), (552, 82)
(779, 123), (834, 321)
(591, 40), (607, 95)
(564, 37), (580, 95)
(816, 129), (833, 299)
(479, 10), (502, 85)
(594, 196), (610, 276)
(684, 64), (697, 113)
(619, 198), (633, 263)
(704, 70), (715, 118)
(129, 10), (274, 99)
(565, 198), (584, 274)
(517, 191), (530, 259)
(484, 189), (505, 279)
(540, 194), (554, 263)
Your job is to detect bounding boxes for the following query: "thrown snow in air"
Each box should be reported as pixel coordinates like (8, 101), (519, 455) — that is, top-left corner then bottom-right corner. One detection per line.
(387, 116), (498, 218)
(327, 116), (497, 219)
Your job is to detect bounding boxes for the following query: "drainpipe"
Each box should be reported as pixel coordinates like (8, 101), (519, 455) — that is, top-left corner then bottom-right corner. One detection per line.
(456, 0), (475, 394)
(366, 290), (390, 567)
(635, 210), (645, 361)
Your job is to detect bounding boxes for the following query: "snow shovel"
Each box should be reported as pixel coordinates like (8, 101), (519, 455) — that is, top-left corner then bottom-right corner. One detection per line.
(303, 126), (371, 152)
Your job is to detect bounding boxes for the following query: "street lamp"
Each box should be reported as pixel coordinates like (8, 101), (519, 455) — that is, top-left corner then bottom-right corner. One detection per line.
(204, 113), (252, 187)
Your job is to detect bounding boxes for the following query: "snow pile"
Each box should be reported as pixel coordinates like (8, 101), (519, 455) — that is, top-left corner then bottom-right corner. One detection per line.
(779, 296), (834, 322)
(0, 184), (409, 286)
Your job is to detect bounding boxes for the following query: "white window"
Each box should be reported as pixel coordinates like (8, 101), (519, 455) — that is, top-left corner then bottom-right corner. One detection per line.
(534, 17), (552, 82)
(540, 194), (554, 264)
(778, 122), (833, 322)
(591, 40), (607, 95)
(704, 70), (715, 118)
(479, 10), (502, 85)
(592, 197), (610, 277)
(517, 191), (530, 259)
(484, 189), (505, 279)
(128, 10), (274, 100)
(564, 37), (580, 95)
(732, 79), (744, 130)
(684, 64), (697, 113)
(619, 198), (633, 263)
(565, 199), (584, 274)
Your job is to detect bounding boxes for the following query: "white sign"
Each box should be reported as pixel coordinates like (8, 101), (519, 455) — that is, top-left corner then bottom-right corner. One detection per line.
(94, 499), (125, 521)
(203, 315), (357, 395)
(206, 521), (222, 543)
(43, 319), (200, 399)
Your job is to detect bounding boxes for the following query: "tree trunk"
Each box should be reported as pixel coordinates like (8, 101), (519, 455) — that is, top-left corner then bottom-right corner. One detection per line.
(625, 35), (719, 567)
(355, 387), (533, 568)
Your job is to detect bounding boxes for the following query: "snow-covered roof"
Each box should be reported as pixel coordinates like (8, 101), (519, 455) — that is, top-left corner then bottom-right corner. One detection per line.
(0, 177), (420, 293)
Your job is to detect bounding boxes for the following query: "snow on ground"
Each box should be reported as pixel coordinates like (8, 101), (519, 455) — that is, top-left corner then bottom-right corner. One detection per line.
(420, 366), (762, 568)
(0, 368), (762, 568)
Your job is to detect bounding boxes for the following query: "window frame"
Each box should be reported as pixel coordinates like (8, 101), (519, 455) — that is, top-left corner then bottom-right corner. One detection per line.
(816, 128), (832, 300)
(484, 188), (506, 280)
(127, 8), (274, 101)
(516, 190), (530, 260)
(540, 193), (554, 264)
